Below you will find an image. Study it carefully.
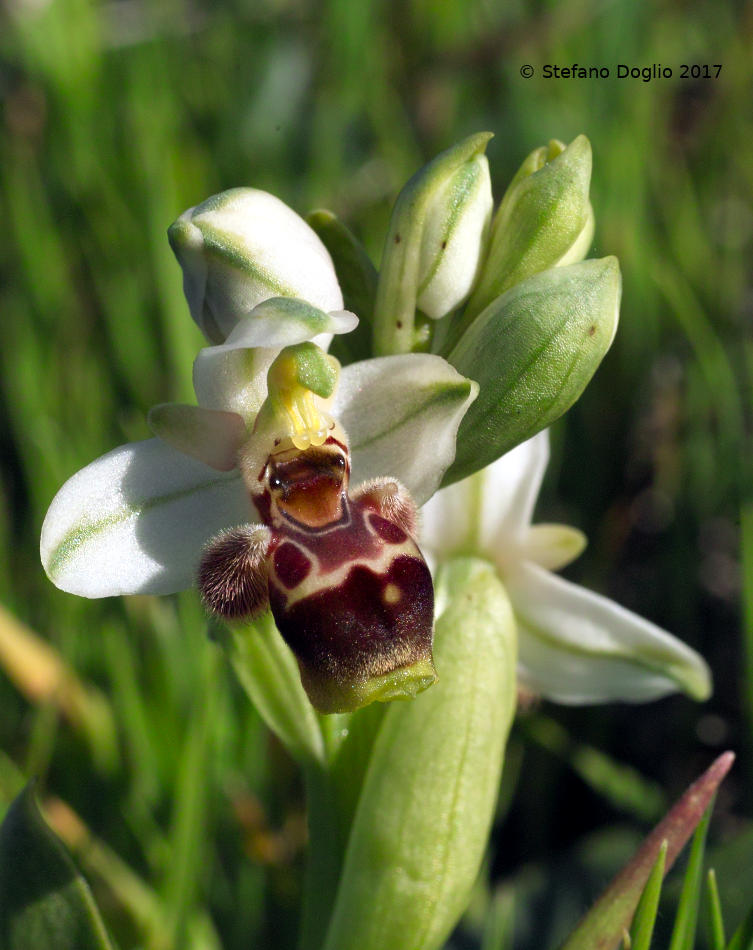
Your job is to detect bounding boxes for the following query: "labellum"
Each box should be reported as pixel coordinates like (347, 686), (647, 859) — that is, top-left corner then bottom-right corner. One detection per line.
(198, 345), (437, 713)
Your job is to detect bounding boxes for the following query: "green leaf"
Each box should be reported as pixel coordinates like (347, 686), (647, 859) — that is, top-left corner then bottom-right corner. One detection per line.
(629, 840), (667, 950)
(481, 889), (516, 950)
(307, 209), (378, 365)
(0, 784), (116, 950)
(559, 752), (734, 950)
(443, 257), (621, 485)
(668, 798), (715, 950)
(322, 557), (517, 950)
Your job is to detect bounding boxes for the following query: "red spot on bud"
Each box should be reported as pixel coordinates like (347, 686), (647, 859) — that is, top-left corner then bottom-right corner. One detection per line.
(368, 513), (407, 545)
(274, 542), (312, 589)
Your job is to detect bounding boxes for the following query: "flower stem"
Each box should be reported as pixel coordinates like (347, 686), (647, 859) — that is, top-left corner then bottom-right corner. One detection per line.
(298, 764), (348, 950)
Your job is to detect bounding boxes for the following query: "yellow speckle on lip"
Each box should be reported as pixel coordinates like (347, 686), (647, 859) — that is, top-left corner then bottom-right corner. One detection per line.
(383, 583), (401, 605)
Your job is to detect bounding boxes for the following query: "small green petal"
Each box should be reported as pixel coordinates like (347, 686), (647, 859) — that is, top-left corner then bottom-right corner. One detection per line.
(522, 523), (587, 571)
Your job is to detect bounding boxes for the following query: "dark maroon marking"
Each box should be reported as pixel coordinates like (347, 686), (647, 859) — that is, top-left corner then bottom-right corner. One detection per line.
(269, 553), (434, 682)
(368, 513), (407, 545)
(273, 542), (312, 589)
(282, 503), (382, 572)
(253, 490), (272, 524)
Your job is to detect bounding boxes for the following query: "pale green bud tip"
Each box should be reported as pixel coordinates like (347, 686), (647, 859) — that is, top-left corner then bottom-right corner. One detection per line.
(167, 188), (343, 343)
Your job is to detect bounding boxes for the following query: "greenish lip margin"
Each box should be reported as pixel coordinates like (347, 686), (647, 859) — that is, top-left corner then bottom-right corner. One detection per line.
(348, 382), (474, 454)
(517, 611), (711, 701)
(46, 470), (241, 581)
(198, 221), (298, 298)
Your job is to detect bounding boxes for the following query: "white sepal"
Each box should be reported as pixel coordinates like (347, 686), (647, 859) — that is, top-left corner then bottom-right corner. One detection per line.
(41, 439), (251, 597)
(510, 561), (712, 703)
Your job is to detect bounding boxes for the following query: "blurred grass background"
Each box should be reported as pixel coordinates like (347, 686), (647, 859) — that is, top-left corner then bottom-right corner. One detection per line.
(0, 0), (751, 947)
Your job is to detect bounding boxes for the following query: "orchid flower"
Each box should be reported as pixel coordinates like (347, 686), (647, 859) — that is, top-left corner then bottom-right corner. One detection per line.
(421, 430), (711, 703)
(40, 298), (477, 712)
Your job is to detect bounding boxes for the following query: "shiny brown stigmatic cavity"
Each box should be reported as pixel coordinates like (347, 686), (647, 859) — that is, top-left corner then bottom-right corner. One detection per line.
(200, 433), (436, 712)
(267, 445), (346, 528)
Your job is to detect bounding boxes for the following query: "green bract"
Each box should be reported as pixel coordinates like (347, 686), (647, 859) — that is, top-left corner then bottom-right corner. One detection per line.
(444, 256), (621, 484)
(322, 558), (516, 950)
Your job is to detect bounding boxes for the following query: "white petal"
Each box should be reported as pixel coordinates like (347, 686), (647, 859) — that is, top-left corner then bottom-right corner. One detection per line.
(41, 439), (252, 597)
(477, 429), (550, 547)
(193, 345), (277, 419)
(509, 562), (712, 703)
(419, 476), (480, 559)
(219, 299), (357, 352)
(336, 354), (478, 506)
(148, 404), (247, 471)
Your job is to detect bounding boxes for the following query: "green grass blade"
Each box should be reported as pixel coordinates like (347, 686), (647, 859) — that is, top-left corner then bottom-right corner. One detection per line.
(629, 839), (667, 950)
(481, 889), (515, 950)
(559, 753), (734, 950)
(668, 798), (715, 950)
(726, 902), (753, 950)
(706, 869), (726, 950)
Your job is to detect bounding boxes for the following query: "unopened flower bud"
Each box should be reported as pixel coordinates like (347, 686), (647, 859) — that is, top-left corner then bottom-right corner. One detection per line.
(415, 147), (493, 320)
(373, 133), (494, 355)
(168, 188), (344, 343)
(465, 135), (594, 322)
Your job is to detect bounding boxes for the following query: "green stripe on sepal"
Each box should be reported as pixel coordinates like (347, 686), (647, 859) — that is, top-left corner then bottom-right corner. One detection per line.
(322, 557), (517, 950)
(307, 210), (378, 365)
(0, 784), (116, 950)
(443, 257), (621, 486)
